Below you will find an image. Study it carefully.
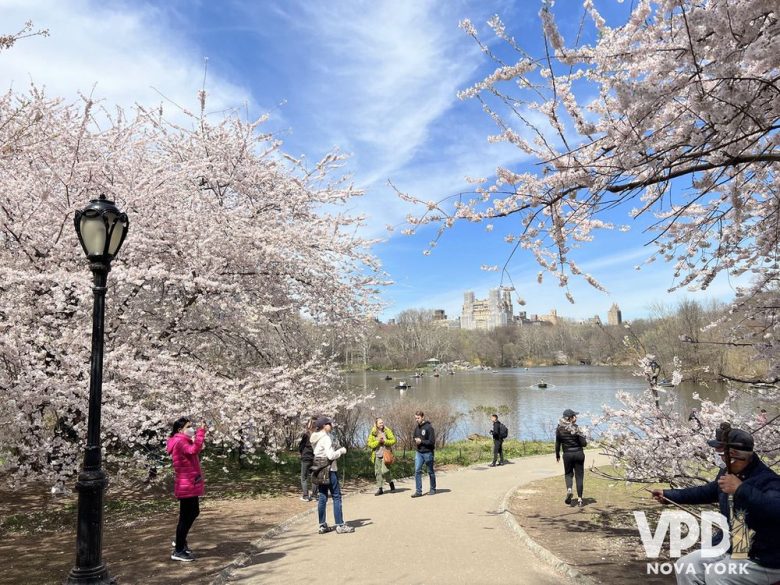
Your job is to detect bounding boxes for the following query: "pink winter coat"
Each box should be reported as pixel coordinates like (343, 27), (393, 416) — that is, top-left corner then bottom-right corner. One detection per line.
(166, 428), (206, 499)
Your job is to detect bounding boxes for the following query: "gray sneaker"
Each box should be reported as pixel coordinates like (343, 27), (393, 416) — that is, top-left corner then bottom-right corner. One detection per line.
(170, 550), (194, 562)
(335, 524), (354, 534)
(428, 489), (436, 496)
(318, 524), (331, 534)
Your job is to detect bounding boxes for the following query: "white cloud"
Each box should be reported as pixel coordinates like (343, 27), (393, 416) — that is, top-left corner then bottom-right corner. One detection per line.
(0, 0), (253, 118)
(294, 3), (482, 171)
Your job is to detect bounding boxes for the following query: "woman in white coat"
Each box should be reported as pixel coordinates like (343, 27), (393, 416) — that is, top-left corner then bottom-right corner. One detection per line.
(309, 417), (355, 534)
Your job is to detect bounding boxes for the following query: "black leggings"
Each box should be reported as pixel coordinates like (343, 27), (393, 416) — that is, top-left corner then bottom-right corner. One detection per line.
(175, 497), (200, 552)
(563, 451), (585, 498)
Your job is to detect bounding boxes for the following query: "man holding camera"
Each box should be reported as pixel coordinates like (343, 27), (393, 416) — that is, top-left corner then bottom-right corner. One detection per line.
(651, 425), (780, 584)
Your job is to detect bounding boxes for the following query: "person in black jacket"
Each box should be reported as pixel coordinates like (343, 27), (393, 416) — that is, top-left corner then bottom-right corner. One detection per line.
(489, 414), (507, 466)
(411, 410), (436, 497)
(651, 427), (780, 585)
(555, 408), (587, 507)
(298, 416), (318, 501)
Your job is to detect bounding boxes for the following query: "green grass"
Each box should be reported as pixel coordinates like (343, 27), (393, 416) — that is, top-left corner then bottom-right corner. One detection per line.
(202, 438), (555, 491)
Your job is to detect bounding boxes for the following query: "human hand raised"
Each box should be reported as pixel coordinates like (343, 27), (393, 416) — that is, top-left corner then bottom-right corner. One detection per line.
(718, 474), (742, 495)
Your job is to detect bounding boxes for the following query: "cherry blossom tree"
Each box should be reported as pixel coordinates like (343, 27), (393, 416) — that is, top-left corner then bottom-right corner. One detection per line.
(0, 87), (383, 486)
(593, 356), (779, 487)
(401, 0), (777, 337)
(399, 0), (778, 482)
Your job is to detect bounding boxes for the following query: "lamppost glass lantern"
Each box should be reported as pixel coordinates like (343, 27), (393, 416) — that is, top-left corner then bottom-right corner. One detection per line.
(74, 194), (129, 262)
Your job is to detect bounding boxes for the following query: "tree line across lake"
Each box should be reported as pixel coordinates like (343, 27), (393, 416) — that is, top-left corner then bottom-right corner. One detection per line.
(336, 298), (765, 384)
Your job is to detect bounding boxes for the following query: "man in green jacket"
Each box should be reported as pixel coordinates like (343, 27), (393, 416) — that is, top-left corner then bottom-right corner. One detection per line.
(367, 417), (396, 496)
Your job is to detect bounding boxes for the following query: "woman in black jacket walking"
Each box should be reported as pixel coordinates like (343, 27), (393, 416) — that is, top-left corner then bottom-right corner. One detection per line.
(555, 408), (587, 508)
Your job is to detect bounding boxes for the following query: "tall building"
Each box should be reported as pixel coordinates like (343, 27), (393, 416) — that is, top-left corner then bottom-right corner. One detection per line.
(461, 288), (513, 330)
(608, 303), (622, 326)
(539, 308), (560, 326)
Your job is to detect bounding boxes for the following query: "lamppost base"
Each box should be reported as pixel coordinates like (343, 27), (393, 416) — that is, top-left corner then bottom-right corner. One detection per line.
(65, 564), (113, 585)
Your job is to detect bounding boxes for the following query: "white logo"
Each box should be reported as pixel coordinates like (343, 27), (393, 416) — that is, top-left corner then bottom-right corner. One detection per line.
(634, 511), (730, 559)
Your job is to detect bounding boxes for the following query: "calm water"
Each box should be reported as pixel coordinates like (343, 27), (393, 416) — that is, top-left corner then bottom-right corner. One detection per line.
(345, 366), (730, 442)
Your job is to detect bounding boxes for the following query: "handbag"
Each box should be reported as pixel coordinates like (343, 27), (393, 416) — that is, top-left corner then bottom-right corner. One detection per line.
(382, 448), (395, 465)
(309, 457), (332, 486)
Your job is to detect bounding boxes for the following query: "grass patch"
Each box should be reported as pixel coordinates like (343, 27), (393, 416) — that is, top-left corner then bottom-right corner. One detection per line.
(201, 438), (555, 492)
(1, 505), (76, 534)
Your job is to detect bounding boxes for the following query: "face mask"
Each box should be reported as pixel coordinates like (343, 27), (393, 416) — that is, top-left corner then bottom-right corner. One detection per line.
(184, 427), (196, 438)
(714, 454), (727, 469)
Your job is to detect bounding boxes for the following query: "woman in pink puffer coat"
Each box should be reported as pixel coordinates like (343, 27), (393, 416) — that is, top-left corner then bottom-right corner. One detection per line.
(166, 417), (206, 562)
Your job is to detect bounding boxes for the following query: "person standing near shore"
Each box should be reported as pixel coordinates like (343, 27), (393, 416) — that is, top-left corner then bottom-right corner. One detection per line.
(555, 408), (587, 508)
(298, 415), (317, 501)
(412, 410), (437, 497)
(167, 416), (207, 562)
(367, 417), (396, 495)
(489, 413), (508, 466)
(310, 417), (354, 534)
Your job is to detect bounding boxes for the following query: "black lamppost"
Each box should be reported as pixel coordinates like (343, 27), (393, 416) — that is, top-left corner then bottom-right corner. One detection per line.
(67, 195), (129, 585)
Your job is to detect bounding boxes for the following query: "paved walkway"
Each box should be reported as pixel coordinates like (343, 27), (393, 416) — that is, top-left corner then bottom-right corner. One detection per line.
(224, 450), (610, 585)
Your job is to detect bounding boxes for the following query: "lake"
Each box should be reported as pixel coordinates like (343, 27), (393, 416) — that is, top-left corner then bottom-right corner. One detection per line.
(345, 366), (731, 442)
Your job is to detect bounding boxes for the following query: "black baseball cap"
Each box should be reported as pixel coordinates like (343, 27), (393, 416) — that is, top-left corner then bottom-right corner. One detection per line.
(562, 409), (578, 418)
(315, 416), (333, 430)
(707, 427), (754, 452)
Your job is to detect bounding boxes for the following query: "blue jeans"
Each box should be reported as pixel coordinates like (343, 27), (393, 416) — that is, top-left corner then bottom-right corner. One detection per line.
(414, 451), (436, 494)
(318, 471), (344, 526)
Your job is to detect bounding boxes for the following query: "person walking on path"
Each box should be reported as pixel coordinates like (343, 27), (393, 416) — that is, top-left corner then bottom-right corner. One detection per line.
(651, 426), (780, 585)
(489, 413), (508, 466)
(555, 408), (587, 508)
(166, 416), (207, 562)
(411, 410), (436, 497)
(298, 415), (318, 501)
(367, 417), (396, 495)
(310, 417), (355, 534)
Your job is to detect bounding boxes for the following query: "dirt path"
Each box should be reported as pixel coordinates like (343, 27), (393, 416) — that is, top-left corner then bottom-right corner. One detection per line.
(0, 493), (312, 585)
(222, 451), (611, 585)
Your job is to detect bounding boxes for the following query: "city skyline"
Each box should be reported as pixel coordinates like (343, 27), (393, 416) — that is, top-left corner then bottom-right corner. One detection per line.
(386, 286), (626, 329)
(0, 1), (751, 323)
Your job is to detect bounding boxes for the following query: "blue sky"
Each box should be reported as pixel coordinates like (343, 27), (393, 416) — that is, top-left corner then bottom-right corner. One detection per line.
(1, 0), (747, 322)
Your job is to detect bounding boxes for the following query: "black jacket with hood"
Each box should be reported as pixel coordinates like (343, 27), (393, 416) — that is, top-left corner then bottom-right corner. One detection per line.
(555, 418), (587, 458)
(414, 420), (436, 453)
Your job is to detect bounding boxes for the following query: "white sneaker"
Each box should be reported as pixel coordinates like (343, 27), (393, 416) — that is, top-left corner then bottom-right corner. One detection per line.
(335, 524), (354, 534)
